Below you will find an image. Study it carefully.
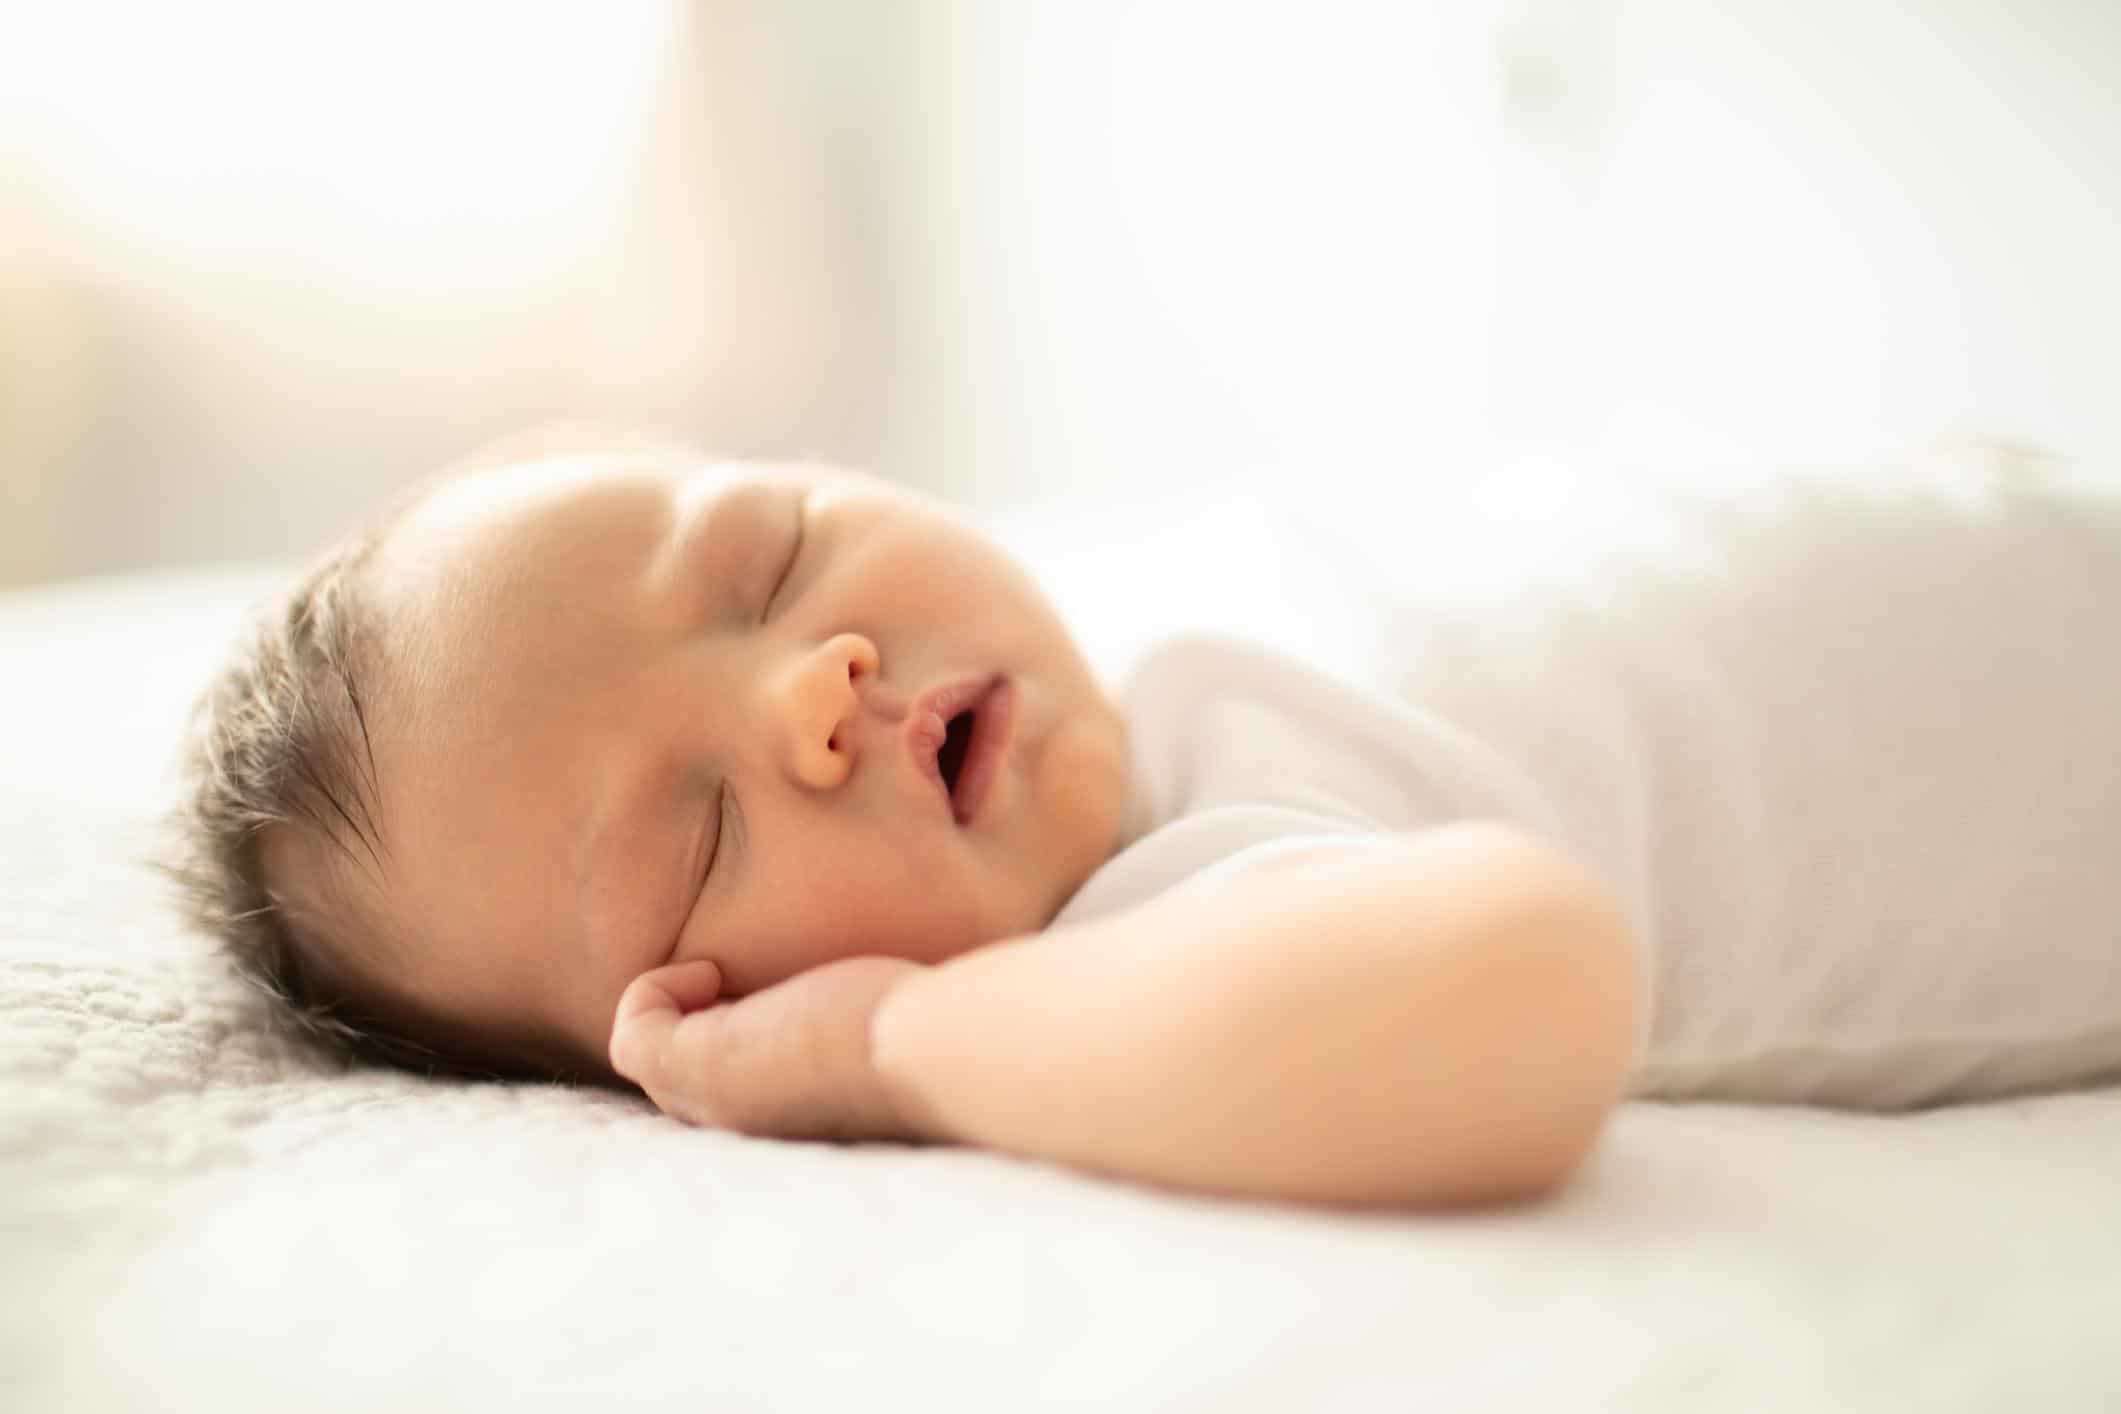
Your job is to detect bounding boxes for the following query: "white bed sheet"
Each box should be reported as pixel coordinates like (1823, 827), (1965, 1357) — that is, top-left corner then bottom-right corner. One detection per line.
(4, 557), (2119, 1413)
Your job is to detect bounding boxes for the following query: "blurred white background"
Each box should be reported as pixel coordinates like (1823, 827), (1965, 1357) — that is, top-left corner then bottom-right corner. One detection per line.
(2, 0), (2117, 586)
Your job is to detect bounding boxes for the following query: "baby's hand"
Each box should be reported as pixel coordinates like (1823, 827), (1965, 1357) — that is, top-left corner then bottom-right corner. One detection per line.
(609, 956), (925, 1142)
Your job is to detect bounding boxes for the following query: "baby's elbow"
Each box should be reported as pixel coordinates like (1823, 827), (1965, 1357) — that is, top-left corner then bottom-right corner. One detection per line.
(1498, 827), (1645, 1196)
(1406, 823), (1647, 1203)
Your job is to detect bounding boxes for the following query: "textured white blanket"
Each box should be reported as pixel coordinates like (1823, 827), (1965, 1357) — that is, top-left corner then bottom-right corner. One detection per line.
(5, 557), (2119, 1413)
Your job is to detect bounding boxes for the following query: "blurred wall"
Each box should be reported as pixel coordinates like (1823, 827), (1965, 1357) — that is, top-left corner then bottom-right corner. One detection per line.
(2, 1), (2117, 586)
(1536, 0), (2121, 468)
(0, 1), (885, 586)
(874, 2), (1507, 506)
(880, 0), (2121, 508)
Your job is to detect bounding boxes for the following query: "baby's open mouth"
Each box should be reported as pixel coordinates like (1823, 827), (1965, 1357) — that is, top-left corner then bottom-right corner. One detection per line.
(910, 676), (1019, 825)
(938, 709), (976, 797)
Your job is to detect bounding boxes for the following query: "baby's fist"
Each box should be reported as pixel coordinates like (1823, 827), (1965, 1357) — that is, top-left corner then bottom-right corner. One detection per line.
(610, 956), (925, 1142)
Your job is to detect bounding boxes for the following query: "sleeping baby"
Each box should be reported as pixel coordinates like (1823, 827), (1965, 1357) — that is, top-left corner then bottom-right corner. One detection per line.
(174, 433), (2121, 1208)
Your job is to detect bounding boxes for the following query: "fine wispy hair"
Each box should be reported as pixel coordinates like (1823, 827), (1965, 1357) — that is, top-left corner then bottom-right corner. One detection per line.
(163, 528), (521, 1080)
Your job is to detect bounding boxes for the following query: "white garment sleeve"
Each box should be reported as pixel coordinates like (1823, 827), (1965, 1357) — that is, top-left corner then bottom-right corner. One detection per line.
(1049, 805), (1399, 930)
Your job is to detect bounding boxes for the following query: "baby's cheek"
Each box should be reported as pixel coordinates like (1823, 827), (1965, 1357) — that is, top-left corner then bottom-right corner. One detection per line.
(786, 867), (990, 975)
(1033, 713), (1130, 890)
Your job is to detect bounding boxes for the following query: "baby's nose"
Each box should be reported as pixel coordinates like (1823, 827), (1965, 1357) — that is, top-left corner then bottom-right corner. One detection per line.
(772, 633), (881, 790)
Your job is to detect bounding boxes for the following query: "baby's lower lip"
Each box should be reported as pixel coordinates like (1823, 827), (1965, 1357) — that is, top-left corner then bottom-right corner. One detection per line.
(948, 679), (1016, 827)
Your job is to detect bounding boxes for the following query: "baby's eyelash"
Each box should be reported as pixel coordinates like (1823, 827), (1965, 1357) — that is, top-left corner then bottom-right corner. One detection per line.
(702, 780), (729, 884)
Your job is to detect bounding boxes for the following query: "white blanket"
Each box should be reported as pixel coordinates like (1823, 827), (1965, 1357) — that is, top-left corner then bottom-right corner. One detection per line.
(5, 556), (2119, 1413)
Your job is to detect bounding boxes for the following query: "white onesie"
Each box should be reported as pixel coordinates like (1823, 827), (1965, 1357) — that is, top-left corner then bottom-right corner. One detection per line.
(1051, 458), (2121, 1108)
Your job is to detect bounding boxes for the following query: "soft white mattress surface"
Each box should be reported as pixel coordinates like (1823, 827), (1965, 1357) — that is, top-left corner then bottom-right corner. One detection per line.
(5, 554), (2119, 1413)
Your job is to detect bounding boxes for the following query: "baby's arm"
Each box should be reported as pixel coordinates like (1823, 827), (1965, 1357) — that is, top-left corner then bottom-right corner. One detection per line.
(869, 821), (1643, 1208)
(612, 821), (1641, 1209)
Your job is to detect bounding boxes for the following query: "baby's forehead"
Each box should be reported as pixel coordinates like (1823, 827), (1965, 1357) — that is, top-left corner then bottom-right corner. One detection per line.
(368, 457), (678, 655)
(387, 456), (674, 570)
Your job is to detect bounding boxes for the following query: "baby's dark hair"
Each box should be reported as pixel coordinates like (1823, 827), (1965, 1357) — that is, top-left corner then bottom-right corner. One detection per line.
(168, 529), (405, 1065)
(168, 520), (550, 1081)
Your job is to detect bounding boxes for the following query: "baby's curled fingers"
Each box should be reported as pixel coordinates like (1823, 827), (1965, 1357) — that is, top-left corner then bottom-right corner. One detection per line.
(609, 958), (723, 1086)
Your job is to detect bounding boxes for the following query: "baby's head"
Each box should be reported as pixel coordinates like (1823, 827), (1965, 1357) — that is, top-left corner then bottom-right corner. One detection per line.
(175, 444), (1130, 1080)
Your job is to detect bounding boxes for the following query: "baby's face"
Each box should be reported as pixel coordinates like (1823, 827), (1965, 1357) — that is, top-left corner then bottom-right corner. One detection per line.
(357, 456), (1130, 1073)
